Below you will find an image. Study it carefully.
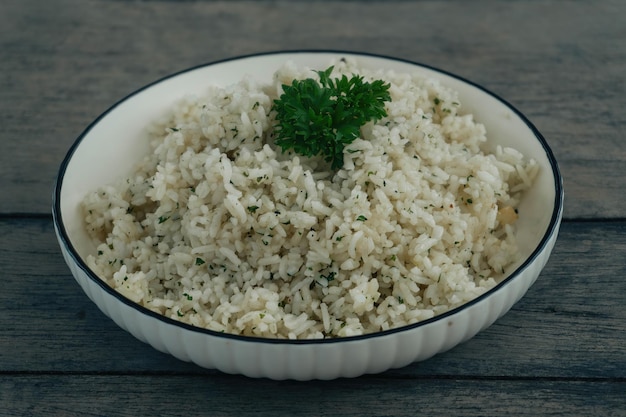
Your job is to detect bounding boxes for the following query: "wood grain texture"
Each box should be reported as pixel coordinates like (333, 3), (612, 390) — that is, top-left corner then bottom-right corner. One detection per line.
(1, 375), (625, 417)
(1, 0), (625, 217)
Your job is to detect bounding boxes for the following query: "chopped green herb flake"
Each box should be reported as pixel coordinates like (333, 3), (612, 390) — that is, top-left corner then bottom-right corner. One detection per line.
(321, 271), (336, 282)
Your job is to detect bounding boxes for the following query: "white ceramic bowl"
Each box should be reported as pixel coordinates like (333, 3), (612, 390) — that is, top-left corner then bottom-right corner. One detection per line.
(53, 51), (563, 380)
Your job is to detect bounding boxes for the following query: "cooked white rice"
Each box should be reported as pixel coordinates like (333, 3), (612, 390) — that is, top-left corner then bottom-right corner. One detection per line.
(82, 58), (538, 339)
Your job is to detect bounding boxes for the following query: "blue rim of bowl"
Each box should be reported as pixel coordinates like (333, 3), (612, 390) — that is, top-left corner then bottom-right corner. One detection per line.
(52, 49), (564, 345)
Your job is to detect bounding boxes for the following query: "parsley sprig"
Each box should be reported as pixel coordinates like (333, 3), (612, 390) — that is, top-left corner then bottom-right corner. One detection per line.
(272, 66), (391, 169)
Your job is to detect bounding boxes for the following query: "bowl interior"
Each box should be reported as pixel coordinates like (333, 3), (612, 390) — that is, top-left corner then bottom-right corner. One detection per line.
(57, 51), (561, 313)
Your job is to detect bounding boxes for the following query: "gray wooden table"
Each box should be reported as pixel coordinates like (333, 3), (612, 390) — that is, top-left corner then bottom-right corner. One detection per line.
(2, 1), (625, 415)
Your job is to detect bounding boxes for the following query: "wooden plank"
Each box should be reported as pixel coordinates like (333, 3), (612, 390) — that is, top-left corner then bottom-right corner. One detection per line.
(3, 218), (625, 378)
(0, 0), (625, 217)
(1, 375), (625, 417)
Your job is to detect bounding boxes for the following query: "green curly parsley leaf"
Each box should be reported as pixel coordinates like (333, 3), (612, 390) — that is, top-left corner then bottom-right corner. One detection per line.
(272, 66), (391, 169)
